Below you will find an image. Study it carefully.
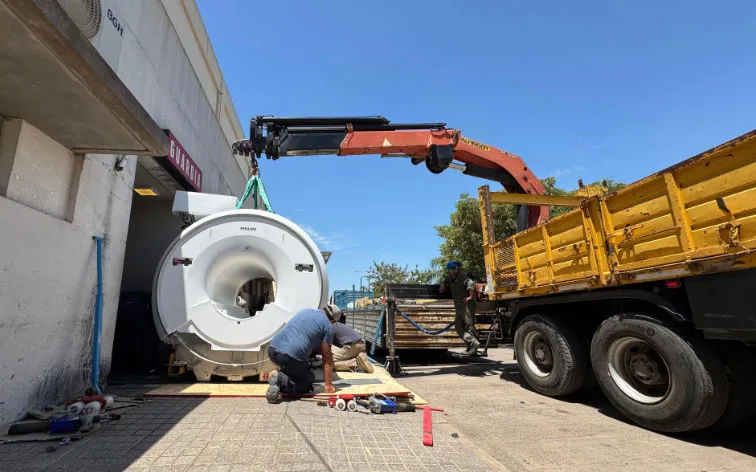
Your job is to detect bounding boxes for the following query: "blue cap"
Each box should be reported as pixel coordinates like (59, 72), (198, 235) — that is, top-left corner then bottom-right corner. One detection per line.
(446, 261), (461, 270)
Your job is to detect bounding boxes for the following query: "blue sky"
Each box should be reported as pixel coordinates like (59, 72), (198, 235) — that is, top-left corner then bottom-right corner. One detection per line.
(197, 0), (756, 294)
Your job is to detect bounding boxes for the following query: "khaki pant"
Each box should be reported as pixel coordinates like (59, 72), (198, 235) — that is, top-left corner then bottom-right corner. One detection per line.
(332, 341), (366, 371)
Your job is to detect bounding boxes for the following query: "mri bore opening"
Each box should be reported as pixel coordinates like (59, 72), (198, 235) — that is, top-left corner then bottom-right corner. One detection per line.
(237, 278), (277, 317)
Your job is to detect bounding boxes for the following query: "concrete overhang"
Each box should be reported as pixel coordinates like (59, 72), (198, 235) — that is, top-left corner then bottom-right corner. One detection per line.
(0, 0), (169, 155)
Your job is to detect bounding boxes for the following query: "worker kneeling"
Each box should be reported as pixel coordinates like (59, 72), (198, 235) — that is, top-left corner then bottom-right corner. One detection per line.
(321, 320), (374, 373)
(266, 305), (341, 403)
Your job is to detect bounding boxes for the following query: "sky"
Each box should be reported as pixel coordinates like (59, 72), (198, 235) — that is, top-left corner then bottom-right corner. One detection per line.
(197, 0), (756, 295)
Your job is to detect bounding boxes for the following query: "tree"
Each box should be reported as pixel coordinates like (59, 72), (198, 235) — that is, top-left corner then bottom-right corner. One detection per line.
(432, 194), (518, 282)
(541, 177), (573, 219)
(366, 261), (436, 297)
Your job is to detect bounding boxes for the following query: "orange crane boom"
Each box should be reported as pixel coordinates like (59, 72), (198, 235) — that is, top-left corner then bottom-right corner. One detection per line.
(232, 116), (548, 230)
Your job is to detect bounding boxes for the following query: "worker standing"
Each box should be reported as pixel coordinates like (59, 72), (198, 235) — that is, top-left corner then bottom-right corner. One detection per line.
(266, 305), (341, 403)
(439, 261), (480, 356)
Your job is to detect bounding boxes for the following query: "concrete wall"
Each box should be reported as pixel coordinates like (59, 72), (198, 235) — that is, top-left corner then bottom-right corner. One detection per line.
(0, 119), (134, 424)
(120, 198), (185, 293)
(112, 0), (250, 196)
(0, 0), (256, 422)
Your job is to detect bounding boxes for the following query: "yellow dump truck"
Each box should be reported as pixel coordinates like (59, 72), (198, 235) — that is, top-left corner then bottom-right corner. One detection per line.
(479, 128), (756, 433)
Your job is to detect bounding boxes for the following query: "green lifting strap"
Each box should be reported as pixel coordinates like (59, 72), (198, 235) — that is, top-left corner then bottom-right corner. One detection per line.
(236, 175), (273, 212)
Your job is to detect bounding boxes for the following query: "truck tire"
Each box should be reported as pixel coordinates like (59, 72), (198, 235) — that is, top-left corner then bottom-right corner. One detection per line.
(712, 344), (756, 430)
(514, 315), (588, 396)
(590, 314), (728, 433)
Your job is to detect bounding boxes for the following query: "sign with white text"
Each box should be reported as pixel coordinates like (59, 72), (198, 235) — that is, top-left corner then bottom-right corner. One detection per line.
(157, 131), (202, 191)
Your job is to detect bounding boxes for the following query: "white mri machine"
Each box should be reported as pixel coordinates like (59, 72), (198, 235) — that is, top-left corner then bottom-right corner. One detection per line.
(151, 192), (329, 381)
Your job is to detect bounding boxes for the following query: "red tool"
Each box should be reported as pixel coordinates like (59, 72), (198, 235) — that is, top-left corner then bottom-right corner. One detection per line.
(417, 406), (444, 446)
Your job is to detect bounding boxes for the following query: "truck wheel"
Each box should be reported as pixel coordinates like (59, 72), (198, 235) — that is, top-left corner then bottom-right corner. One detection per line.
(591, 314), (728, 433)
(514, 315), (588, 396)
(712, 344), (756, 430)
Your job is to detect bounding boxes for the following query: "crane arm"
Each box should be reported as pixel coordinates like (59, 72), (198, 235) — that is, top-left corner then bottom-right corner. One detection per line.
(232, 116), (548, 228)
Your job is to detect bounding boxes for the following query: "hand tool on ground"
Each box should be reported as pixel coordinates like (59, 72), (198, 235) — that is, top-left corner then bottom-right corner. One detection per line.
(417, 406), (444, 446)
(330, 394), (359, 412)
(355, 394), (398, 414)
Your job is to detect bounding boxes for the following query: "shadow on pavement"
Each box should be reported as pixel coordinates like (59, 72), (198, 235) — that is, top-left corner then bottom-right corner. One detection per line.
(0, 390), (209, 471)
(393, 347), (756, 460)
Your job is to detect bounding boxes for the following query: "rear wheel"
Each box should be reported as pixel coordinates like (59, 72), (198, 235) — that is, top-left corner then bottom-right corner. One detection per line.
(712, 343), (756, 430)
(590, 314), (728, 433)
(514, 315), (588, 396)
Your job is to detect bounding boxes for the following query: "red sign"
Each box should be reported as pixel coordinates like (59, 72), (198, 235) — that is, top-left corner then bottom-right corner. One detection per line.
(165, 132), (202, 191)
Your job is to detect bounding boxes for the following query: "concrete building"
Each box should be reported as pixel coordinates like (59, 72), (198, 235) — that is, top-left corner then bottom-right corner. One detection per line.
(0, 0), (259, 423)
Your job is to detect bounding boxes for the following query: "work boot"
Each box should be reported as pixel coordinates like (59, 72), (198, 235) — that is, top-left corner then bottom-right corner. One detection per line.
(266, 370), (281, 404)
(356, 352), (374, 374)
(463, 339), (481, 356)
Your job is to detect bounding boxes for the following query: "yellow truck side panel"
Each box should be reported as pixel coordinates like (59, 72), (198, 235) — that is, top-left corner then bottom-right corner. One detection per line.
(481, 128), (756, 300)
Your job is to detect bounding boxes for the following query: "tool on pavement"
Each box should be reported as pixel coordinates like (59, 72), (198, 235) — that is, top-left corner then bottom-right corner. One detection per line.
(418, 406), (444, 446)
(355, 394), (398, 414)
(330, 394), (359, 412)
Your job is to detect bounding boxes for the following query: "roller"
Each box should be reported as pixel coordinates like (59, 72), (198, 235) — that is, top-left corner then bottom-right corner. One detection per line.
(152, 192), (329, 381)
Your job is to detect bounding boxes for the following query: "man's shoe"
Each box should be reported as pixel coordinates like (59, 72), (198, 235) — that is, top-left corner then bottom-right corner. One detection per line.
(356, 352), (374, 374)
(266, 370), (281, 404)
(463, 339), (481, 356)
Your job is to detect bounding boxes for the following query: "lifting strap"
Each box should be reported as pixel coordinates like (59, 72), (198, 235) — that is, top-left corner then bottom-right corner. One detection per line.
(236, 175), (273, 211)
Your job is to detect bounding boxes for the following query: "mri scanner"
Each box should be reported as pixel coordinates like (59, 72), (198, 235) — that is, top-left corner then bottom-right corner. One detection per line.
(152, 192), (329, 381)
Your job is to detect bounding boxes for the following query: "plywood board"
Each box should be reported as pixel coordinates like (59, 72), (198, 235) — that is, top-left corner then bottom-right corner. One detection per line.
(144, 365), (427, 404)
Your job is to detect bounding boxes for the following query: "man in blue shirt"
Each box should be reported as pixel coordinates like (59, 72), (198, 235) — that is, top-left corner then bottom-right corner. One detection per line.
(266, 305), (340, 403)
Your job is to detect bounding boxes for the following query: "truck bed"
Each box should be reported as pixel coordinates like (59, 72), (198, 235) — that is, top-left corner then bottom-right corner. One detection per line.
(481, 128), (756, 300)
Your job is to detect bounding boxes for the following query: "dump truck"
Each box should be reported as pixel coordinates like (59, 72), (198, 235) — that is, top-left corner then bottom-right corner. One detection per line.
(479, 129), (756, 433)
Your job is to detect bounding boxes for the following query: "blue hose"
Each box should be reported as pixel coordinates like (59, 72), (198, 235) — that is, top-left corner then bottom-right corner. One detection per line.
(370, 309), (385, 356)
(398, 310), (455, 335)
(91, 237), (104, 395)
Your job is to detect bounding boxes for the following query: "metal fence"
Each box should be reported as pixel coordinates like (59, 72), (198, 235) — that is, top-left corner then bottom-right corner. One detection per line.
(332, 288), (374, 311)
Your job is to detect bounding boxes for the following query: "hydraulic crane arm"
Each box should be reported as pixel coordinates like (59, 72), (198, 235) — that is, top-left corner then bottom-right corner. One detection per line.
(232, 116), (548, 229)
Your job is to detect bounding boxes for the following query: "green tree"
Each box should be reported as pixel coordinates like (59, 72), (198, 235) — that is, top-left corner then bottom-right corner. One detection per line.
(541, 177), (573, 218)
(366, 261), (436, 297)
(431, 194), (518, 281)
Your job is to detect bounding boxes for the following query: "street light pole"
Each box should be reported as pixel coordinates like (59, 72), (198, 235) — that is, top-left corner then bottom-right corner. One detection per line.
(360, 275), (374, 297)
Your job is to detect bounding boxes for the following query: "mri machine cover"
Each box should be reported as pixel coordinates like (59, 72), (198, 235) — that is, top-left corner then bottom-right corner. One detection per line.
(152, 207), (329, 377)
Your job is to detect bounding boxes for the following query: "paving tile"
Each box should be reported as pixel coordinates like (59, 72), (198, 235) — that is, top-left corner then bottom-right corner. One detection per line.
(0, 396), (496, 472)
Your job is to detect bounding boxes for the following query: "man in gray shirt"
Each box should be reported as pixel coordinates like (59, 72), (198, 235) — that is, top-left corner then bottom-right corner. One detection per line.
(331, 321), (374, 373)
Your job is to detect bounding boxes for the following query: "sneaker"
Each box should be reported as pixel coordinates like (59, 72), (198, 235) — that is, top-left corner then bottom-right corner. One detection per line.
(356, 352), (374, 374)
(266, 370), (281, 404)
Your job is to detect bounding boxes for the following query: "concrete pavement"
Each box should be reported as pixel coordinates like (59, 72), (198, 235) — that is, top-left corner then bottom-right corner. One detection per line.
(399, 347), (756, 472)
(0, 394), (501, 471)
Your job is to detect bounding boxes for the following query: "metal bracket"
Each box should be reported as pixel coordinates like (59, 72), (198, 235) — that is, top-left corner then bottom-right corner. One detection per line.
(172, 257), (193, 266)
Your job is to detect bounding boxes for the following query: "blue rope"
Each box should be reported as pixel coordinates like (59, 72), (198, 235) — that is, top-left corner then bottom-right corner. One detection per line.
(370, 309), (385, 356)
(398, 310), (455, 335)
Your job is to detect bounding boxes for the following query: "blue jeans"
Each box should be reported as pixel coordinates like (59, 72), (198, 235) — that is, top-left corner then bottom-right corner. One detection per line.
(268, 347), (314, 395)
